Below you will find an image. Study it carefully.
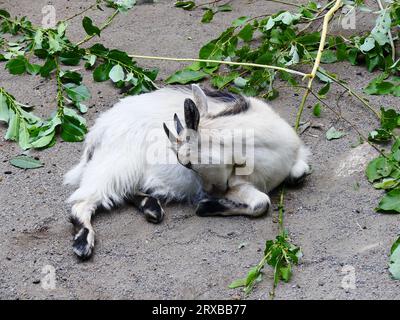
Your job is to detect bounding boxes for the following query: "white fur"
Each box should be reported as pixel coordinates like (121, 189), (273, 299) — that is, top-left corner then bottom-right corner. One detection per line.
(65, 85), (310, 258)
(65, 86), (309, 207)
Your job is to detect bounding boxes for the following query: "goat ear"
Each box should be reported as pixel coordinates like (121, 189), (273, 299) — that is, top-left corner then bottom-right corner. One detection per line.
(192, 84), (208, 115)
(174, 113), (184, 135)
(184, 99), (200, 131)
(163, 123), (177, 144)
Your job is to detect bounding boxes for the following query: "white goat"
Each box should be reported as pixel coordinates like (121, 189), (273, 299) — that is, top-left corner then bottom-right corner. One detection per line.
(64, 85), (310, 259)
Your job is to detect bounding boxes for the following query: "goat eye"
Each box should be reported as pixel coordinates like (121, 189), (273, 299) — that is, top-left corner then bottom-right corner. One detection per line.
(185, 161), (192, 169)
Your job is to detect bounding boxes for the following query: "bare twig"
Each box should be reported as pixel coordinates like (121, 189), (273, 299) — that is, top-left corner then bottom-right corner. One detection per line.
(317, 69), (380, 119)
(265, 0), (310, 10)
(295, 0), (343, 131)
(62, 2), (99, 22)
(196, 0), (225, 8)
(128, 54), (308, 77)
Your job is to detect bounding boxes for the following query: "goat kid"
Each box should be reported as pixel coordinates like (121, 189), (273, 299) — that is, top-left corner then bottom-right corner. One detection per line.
(64, 85), (310, 259)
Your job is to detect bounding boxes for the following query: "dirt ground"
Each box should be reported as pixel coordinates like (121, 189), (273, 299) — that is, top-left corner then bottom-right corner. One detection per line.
(1, 0), (400, 300)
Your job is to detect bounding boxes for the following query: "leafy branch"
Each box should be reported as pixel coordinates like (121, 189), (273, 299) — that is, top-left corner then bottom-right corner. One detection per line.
(0, 0), (155, 149)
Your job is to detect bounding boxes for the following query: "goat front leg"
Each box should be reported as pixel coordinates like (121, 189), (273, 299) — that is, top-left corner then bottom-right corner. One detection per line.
(195, 182), (270, 217)
(70, 200), (97, 260)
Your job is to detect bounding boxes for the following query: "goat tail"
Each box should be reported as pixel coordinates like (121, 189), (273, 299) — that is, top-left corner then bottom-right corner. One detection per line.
(290, 144), (311, 179)
(64, 158), (87, 186)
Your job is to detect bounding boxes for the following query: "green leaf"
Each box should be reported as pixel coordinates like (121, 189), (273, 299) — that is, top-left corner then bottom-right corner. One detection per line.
(217, 4), (232, 12)
(59, 50), (82, 66)
(109, 0), (136, 12)
(373, 178), (399, 190)
(18, 120), (30, 150)
(389, 238), (400, 279)
(40, 58), (56, 77)
(211, 72), (239, 89)
(0, 93), (9, 123)
(109, 64), (125, 82)
(313, 103), (321, 117)
(30, 131), (55, 149)
(326, 127), (345, 140)
(368, 129), (392, 142)
(381, 108), (400, 131)
(371, 10), (391, 46)
(378, 189), (400, 213)
(166, 69), (208, 84)
(33, 30), (43, 49)
(360, 37), (375, 52)
(228, 278), (247, 289)
(26, 63), (41, 75)
(82, 16), (101, 37)
(202, 9), (214, 23)
(320, 50), (338, 64)
(234, 77), (247, 88)
(245, 266), (260, 286)
(10, 155), (43, 169)
(64, 83), (91, 103)
(93, 62), (112, 82)
(61, 108), (87, 142)
(60, 70), (83, 85)
(366, 157), (393, 182)
(318, 82), (330, 97)
(232, 16), (248, 27)
(5, 57), (27, 75)
(280, 265), (292, 282)
(48, 34), (61, 53)
(174, 1), (195, 10)
(0, 9), (11, 18)
(5, 110), (19, 141)
(238, 24), (253, 42)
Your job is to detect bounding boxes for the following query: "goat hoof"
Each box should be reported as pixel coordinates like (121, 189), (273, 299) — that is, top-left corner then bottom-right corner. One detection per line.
(73, 228), (94, 260)
(143, 198), (165, 224)
(195, 199), (225, 217)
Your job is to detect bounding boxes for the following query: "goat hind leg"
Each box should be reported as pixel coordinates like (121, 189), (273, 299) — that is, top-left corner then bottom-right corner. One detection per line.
(286, 146), (311, 186)
(196, 183), (270, 217)
(128, 193), (165, 224)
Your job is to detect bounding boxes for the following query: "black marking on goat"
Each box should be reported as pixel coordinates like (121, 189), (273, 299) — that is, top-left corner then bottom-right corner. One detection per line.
(72, 228), (91, 260)
(211, 95), (249, 118)
(69, 215), (83, 230)
(201, 89), (250, 118)
(128, 194), (164, 224)
(142, 197), (164, 224)
(184, 99), (200, 131)
(196, 197), (249, 216)
(86, 146), (95, 162)
(171, 85), (250, 117)
(196, 199), (227, 216)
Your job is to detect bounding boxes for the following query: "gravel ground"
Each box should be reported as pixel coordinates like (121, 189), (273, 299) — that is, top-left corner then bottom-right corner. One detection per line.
(0, 0), (399, 300)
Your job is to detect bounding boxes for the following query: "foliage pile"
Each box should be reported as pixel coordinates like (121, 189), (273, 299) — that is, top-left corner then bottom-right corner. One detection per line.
(0, 0), (157, 150)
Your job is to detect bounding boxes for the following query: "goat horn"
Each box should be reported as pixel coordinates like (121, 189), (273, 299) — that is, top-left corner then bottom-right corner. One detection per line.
(174, 113), (184, 135)
(163, 123), (178, 144)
